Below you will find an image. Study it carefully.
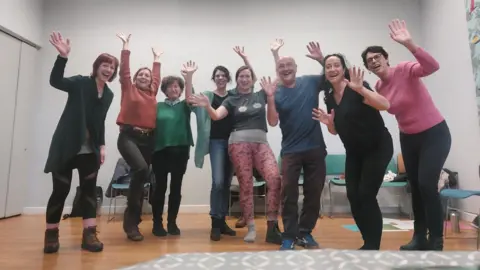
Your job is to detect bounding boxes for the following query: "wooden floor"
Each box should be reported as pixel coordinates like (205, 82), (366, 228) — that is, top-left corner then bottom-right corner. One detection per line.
(0, 214), (477, 270)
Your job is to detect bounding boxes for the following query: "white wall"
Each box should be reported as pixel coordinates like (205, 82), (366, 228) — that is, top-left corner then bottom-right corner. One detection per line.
(24, 0), (422, 214)
(0, 0), (44, 46)
(420, 0), (480, 218)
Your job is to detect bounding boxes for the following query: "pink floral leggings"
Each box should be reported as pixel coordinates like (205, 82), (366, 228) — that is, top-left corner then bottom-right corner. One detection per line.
(228, 142), (281, 223)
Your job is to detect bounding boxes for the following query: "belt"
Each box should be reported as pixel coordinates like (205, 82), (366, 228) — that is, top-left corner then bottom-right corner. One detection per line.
(121, 125), (153, 135)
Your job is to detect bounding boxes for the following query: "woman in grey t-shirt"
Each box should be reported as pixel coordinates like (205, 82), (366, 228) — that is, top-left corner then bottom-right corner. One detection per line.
(189, 66), (282, 245)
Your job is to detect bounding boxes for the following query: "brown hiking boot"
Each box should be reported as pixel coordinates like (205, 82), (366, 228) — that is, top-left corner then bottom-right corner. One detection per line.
(235, 217), (246, 228)
(43, 228), (60, 254)
(126, 226), (144, 241)
(81, 226), (103, 252)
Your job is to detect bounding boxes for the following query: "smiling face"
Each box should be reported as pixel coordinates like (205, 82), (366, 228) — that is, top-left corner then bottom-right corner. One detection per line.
(276, 57), (297, 86)
(235, 67), (253, 92)
(214, 69), (229, 89)
(134, 68), (152, 91)
(165, 80), (182, 100)
(95, 62), (117, 83)
(324, 56), (346, 85)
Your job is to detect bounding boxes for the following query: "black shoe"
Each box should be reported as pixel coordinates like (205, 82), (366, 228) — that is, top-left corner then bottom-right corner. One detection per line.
(167, 222), (181, 235)
(265, 221), (282, 245)
(152, 223), (167, 237)
(427, 236), (444, 251)
(220, 217), (236, 236)
(399, 233), (428, 251)
(210, 217), (221, 241)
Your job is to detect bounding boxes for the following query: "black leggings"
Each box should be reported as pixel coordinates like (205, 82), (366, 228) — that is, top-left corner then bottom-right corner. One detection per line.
(345, 130), (393, 250)
(46, 153), (99, 224)
(400, 120), (451, 238)
(151, 146), (190, 224)
(117, 127), (153, 230)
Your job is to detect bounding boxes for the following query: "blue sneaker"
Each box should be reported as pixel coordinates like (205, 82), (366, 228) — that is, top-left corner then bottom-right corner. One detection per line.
(280, 239), (295, 250)
(296, 234), (320, 249)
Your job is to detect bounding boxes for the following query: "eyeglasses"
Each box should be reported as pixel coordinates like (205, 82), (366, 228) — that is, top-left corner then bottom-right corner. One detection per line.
(366, 54), (383, 65)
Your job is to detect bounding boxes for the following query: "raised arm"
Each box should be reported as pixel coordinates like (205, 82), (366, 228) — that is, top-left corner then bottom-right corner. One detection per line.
(305, 41), (325, 68)
(187, 93), (229, 121)
(389, 19), (439, 77)
(345, 67), (390, 111)
(260, 76), (279, 127)
(48, 32), (81, 92)
(270, 39), (284, 72)
(116, 33), (132, 87)
(182, 60), (198, 101)
(151, 47), (162, 96)
(233, 46), (257, 83)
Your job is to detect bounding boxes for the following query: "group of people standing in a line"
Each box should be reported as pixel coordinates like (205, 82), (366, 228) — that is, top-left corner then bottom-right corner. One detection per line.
(42, 18), (451, 254)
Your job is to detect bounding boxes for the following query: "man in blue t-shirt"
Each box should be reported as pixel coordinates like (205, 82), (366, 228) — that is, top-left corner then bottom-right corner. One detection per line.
(266, 39), (327, 250)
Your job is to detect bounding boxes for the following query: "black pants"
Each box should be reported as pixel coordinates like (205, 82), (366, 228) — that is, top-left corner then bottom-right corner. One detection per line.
(400, 120), (451, 238)
(345, 130), (393, 249)
(151, 146), (190, 225)
(117, 126), (153, 230)
(281, 147), (326, 240)
(46, 153), (99, 224)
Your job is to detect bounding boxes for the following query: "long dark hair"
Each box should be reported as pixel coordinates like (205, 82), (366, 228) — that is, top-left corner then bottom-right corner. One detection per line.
(320, 53), (350, 104)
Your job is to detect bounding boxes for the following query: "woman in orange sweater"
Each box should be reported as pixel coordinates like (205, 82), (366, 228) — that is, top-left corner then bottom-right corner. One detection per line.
(115, 33), (162, 241)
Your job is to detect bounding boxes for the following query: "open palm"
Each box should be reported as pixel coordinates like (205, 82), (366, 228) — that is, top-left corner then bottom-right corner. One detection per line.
(270, 39), (284, 53)
(182, 60), (198, 76)
(344, 66), (365, 92)
(188, 93), (209, 107)
(233, 46), (247, 59)
(260, 76), (278, 97)
(388, 19), (412, 45)
(306, 41), (323, 62)
(312, 108), (334, 126)
(49, 32), (71, 57)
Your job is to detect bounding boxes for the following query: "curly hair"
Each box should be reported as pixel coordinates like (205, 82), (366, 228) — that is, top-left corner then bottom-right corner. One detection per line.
(160, 76), (185, 94)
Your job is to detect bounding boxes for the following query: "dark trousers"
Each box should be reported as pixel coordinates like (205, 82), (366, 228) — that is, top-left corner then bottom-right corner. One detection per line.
(151, 146), (190, 225)
(400, 120), (451, 238)
(46, 153), (99, 223)
(117, 127), (153, 231)
(281, 147), (326, 240)
(345, 130), (393, 249)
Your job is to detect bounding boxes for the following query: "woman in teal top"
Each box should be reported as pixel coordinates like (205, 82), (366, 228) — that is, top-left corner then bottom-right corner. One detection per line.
(187, 46), (256, 242)
(150, 61), (197, 237)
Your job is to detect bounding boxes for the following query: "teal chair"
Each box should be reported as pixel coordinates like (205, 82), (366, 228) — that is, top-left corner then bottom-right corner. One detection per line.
(326, 154), (408, 217)
(228, 171), (267, 218)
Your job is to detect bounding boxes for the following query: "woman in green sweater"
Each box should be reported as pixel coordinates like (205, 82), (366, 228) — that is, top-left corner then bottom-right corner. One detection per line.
(150, 61), (198, 236)
(43, 32), (118, 253)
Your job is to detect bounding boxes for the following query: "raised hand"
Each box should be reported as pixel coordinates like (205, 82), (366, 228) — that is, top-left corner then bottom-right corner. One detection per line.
(388, 19), (412, 45)
(270, 39), (284, 53)
(306, 41), (324, 62)
(181, 61), (198, 77)
(233, 46), (247, 59)
(187, 93), (209, 107)
(49, 32), (71, 58)
(116, 33), (131, 44)
(152, 47), (163, 60)
(312, 108), (334, 126)
(344, 66), (365, 92)
(259, 76), (278, 97)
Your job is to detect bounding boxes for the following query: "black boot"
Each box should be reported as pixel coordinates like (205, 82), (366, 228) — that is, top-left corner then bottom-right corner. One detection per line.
(399, 233), (428, 250)
(152, 220), (167, 237)
(427, 236), (444, 251)
(220, 217), (236, 236)
(265, 220), (282, 245)
(210, 217), (221, 241)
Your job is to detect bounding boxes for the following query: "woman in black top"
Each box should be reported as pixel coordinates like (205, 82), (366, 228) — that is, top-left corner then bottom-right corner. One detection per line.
(313, 54), (393, 250)
(43, 32), (118, 254)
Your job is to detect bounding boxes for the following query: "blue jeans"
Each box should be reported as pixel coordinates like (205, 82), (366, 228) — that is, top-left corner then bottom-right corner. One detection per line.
(209, 139), (233, 219)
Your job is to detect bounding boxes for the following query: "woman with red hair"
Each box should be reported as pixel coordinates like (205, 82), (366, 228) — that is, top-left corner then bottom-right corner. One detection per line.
(43, 32), (118, 254)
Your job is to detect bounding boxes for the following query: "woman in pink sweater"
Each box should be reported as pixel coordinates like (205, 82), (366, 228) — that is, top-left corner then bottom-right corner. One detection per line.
(361, 19), (451, 251)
